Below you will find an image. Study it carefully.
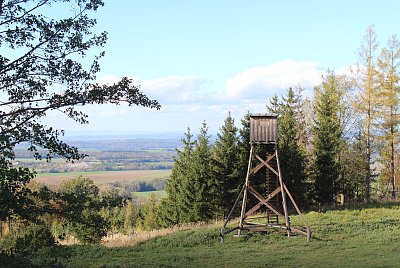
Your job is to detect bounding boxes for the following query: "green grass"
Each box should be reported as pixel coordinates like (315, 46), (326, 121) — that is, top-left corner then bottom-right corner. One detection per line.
(23, 202), (400, 267)
(134, 190), (167, 198)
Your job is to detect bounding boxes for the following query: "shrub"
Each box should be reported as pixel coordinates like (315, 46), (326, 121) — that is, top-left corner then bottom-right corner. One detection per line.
(71, 209), (108, 244)
(0, 223), (56, 254)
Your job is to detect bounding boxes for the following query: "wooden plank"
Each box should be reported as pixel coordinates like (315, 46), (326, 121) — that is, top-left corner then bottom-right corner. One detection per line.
(245, 187), (281, 216)
(248, 186), (284, 217)
(255, 154), (278, 176)
(222, 184), (245, 229)
(238, 145), (255, 236)
(250, 152), (275, 174)
(283, 183), (311, 229)
(276, 148), (291, 237)
(290, 227), (308, 236)
(222, 226), (240, 235)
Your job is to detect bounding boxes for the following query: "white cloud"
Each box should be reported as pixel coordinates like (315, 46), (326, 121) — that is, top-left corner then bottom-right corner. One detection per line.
(224, 60), (325, 100)
(336, 64), (355, 76)
(76, 61), (347, 134)
(96, 74), (124, 85)
(97, 75), (207, 105)
(141, 76), (206, 104)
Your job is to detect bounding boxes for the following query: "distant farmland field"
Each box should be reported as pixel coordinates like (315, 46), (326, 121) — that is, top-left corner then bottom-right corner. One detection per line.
(134, 190), (167, 198)
(35, 169), (171, 188)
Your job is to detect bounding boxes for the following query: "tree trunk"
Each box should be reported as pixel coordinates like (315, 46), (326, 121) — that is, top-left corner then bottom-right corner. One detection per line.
(365, 102), (371, 203)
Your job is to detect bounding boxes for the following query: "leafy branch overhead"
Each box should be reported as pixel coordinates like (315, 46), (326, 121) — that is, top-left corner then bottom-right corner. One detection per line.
(0, 0), (160, 223)
(0, 0), (161, 161)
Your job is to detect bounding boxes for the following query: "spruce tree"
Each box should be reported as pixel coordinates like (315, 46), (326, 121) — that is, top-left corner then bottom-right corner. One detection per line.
(278, 88), (308, 206)
(237, 112), (251, 185)
(164, 127), (196, 223)
(267, 94), (282, 115)
(192, 122), (214, 220)
(212, 112), (240, 217)
(312, 72), (342, 205)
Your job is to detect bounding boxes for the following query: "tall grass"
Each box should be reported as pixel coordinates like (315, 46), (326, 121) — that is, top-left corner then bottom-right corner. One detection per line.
(102, 221), (220, 248)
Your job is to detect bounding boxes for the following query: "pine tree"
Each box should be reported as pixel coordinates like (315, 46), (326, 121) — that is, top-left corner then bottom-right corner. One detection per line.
(212, 112), (240, 217)
(312, 72), (342, 205)
(375, 34), (400, 198)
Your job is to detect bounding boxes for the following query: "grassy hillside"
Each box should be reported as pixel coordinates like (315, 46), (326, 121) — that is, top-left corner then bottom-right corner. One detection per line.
(21, 203), (400, 267)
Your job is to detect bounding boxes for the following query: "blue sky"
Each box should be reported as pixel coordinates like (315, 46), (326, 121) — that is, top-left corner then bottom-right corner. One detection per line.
(44, 0), (400, 136)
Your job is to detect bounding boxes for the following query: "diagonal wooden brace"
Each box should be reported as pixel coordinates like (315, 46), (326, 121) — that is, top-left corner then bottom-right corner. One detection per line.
(248, 186), (284, 218)
(255, 154), (279, 176)
(245, 186), (281, 217)
(250, 152), (276, 175)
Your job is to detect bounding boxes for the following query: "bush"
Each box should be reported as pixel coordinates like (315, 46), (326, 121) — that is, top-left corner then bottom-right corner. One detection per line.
(0, 223), (56, 254)
(72, 209), (108, 244)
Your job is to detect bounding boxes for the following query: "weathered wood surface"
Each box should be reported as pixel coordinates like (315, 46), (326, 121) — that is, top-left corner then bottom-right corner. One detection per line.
(250, 114), (278, 143)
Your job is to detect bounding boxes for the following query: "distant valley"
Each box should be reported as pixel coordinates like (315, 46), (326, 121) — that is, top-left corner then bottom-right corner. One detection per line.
(14, 135), (183, 199)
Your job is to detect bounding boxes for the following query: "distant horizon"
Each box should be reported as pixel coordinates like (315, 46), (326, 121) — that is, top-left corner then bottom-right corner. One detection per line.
(62, 129), (217, 139)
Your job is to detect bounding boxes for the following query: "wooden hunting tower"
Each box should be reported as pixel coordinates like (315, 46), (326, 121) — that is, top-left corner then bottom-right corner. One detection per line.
(249, 114), (278, 143)
(220, 114), (311, 241)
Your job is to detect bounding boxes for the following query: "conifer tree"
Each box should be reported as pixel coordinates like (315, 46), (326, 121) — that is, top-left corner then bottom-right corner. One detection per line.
(352, 25), (379, 203)
(192, 122), (214, 220)
(312, 72), (342, 205)
(164, 128), (196, 223)
(124, 201), (137, 235)
(140, 194), (161, 231)
(267, 94), (282, 115)
(278, 88), (308, 206)
(375, 34), (400, 198)
(212, 112), (240, 217)
(237, 112), (251, 185)
(339, 128), (368, 202)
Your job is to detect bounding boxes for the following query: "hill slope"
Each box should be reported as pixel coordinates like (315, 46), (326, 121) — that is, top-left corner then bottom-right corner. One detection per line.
(26, 203), (400, 267)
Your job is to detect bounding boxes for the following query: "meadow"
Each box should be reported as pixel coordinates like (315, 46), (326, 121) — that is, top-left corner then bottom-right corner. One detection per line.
(20, 202), (400, 267)
(133, 190), (167, 198)
(35, 170), (171, 189)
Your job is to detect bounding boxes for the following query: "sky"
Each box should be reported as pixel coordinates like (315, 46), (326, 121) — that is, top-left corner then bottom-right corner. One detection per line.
(43, 0), (400, 136)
